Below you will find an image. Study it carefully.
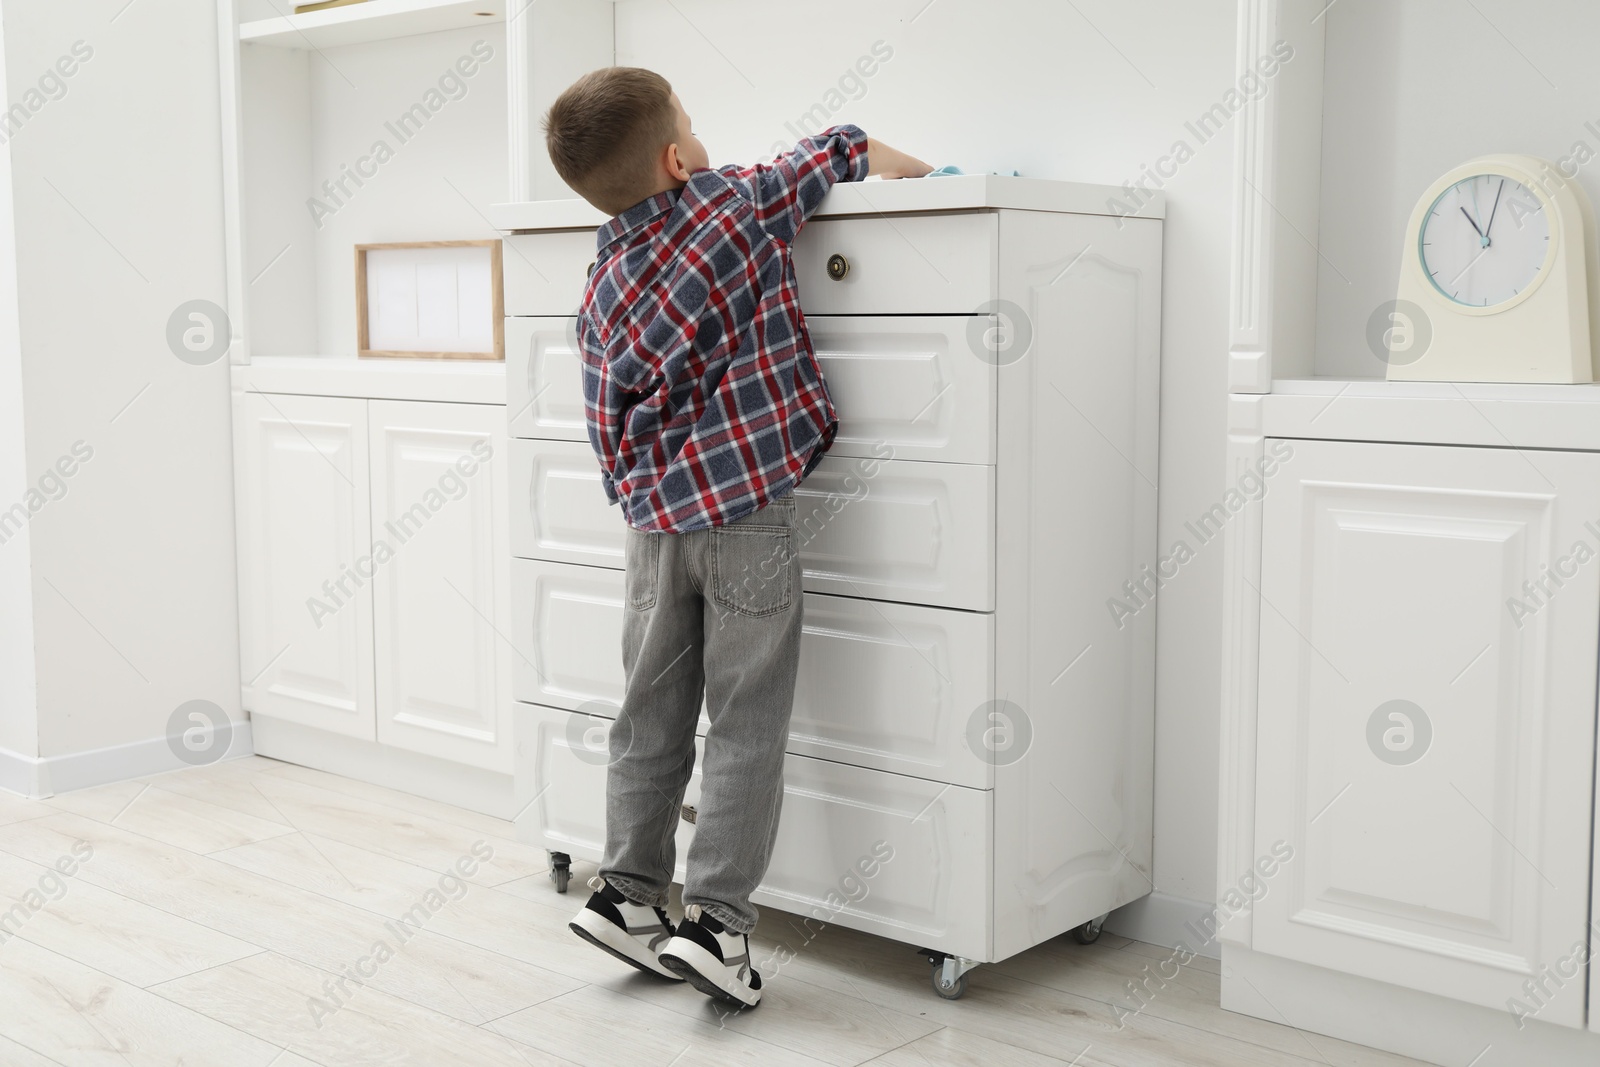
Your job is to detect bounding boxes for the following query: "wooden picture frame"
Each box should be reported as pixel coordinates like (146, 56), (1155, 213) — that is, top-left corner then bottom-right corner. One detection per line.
(355, 239), (504, 360)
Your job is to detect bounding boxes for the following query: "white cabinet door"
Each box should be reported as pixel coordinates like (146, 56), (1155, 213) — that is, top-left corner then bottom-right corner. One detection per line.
(368, 401), (512, 773)
(234, 391), (374, 738)
(506, 316), (586, 442)
(1254, 439), (1600, 1028)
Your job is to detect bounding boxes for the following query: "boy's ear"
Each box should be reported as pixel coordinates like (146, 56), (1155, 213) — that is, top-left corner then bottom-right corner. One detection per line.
(663, 141), (691, 183)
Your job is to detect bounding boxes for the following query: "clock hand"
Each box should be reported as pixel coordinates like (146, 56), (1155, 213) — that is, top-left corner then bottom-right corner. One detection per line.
(1484, 179), (1504, 244)
(1449, 243), (1491, 288)
(1460, 206), (1488, 247)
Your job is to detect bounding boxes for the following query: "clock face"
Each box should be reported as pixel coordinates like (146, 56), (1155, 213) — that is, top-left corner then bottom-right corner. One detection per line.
(1419, 174), (1550, 308)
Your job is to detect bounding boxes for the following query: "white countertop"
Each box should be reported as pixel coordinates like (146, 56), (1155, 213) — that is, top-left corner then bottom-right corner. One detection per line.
(1235, 377), (1600, 451)
(231, 356), (506, 405)
(489, 174), (1164, 233)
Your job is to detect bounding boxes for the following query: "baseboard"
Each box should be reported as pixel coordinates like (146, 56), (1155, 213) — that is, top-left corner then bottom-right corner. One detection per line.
(1103, 891), (1221, 959)
(0, 719), (255, 799)
(0, 745), (44, 797)
(250, 714), (516, 819)
(1222, 943), (1600, 1067)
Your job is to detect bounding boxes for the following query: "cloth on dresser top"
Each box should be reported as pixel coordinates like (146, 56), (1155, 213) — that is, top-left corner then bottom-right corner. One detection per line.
(927, 165), (1022, 176)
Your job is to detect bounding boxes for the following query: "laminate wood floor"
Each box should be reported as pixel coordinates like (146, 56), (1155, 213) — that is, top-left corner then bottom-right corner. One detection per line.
(0, 755), (1431, 1067)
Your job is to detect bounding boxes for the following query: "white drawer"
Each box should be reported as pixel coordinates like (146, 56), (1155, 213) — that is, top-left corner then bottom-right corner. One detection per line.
(510, 558), (995, 786)
(811, 316), (996, 465)
(514, 702), (992, 960)
(509, 438), (623, 568)
(504, 230), (595, 316)
(506, 316), (586, 442)
(513, 701), (695, 863)
(510, 557), (624, 712)
(790, 595), (994, 788)
(792, 212), (996, 315)
(796, 456), (995, 611)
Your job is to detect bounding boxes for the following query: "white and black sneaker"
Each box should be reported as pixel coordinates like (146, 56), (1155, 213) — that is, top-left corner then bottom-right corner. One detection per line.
(658, 904), (763, 1009)
(569, 876), (683, 981)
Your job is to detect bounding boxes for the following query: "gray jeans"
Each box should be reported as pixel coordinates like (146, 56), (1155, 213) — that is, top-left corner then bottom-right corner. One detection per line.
(599, 492), (802, 935)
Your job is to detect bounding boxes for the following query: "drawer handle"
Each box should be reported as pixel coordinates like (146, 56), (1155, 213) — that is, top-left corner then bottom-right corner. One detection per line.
(825, 253), (850, 281)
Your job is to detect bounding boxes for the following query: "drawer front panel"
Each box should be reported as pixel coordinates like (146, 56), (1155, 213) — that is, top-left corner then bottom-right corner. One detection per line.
(511, 559), (994, 786)
(791, 595), (994, 787)
(510, 557), (625, 713)
(749, 749), (989, 959)
(792, 213), (995, 315)
(796, 456), (995, 611)
(810, 316), (996, 465)
(504, 230), (595, 316)
(506, 316), (586, 442)
(510, 438), (623, 569)
(514, 702), (991, 960)
(514, 702), (695, 863)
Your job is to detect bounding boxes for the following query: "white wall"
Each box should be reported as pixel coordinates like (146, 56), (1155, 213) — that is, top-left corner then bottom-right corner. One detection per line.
(1316, 0), (1600, 378)
(3, 0), (239, 768)
(0, 5), (37, 764)
(614, 0), (1240, 912)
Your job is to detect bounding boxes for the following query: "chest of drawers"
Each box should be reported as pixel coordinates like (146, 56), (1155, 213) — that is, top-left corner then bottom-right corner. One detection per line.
(494, 174), (1162, 989)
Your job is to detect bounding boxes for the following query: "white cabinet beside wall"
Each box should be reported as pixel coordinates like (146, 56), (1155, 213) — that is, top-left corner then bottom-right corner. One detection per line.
(1253, 438), (1600, 1029)
(1219, 0), (1600, 1061)
(233, 361), (517, 812)
(1222, 406), (1600, 1066)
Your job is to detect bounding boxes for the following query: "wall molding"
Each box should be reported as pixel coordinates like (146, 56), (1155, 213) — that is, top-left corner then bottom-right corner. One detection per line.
(1105, 891), (1222, 960)
(0, 720), (253, 799)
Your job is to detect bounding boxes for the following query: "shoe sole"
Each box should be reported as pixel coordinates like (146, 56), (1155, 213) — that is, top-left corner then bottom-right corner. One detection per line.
(568, 908), (682, 981)
(658, 936), (761, 1009)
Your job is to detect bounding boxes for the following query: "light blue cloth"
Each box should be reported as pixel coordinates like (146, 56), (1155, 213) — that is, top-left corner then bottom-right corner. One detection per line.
(927, 165), (1022, 177)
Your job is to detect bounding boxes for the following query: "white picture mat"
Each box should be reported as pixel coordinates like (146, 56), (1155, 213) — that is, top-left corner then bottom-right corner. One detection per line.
(364, 244), (494, 353)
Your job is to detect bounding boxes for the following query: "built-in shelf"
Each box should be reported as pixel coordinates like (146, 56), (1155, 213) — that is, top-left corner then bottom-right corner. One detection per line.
(239, 0), (506, 49)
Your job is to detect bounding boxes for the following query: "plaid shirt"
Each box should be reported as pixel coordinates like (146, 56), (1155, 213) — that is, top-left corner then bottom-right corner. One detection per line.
(578, 124), (870, 533)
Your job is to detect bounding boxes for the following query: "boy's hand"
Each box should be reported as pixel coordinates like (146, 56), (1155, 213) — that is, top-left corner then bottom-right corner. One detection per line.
(866, 138), (933, 180)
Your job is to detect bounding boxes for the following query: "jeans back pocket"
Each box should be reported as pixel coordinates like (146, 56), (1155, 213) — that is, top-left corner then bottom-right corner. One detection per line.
(710, 499), (795, 618)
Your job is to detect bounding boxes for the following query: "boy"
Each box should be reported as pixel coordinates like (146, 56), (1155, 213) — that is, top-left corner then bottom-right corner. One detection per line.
(542, 67), (929, 1009)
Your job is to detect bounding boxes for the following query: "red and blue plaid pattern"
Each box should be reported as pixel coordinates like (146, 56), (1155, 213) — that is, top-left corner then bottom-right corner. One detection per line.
(578, 125), (869, 533)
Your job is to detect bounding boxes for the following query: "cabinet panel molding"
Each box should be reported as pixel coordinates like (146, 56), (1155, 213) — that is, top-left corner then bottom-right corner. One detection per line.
(369, 400), (512, 773)
(1253, 438), (1600, 1027)
(234, 391), (375, 738)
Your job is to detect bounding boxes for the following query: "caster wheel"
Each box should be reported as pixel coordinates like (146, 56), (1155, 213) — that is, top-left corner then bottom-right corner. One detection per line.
(1072, 913), (1109, 944)
(548, 851), (572, 894)
(931, 968), (967, 1000)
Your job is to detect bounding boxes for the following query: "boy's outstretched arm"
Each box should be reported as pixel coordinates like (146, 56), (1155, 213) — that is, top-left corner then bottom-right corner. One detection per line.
(723, 126), (930, 245)
(866, 138), (933, 180)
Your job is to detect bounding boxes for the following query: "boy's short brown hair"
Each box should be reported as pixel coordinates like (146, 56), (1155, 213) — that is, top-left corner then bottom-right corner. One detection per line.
(543, 67), (678, 216)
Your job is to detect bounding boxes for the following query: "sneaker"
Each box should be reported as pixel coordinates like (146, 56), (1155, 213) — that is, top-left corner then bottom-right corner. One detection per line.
(568, 876), (683, 981)
(658, 904), (762, 1009)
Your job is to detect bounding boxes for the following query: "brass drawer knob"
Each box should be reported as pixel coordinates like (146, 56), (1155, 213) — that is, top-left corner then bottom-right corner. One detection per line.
(826, 253), (850, 281)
